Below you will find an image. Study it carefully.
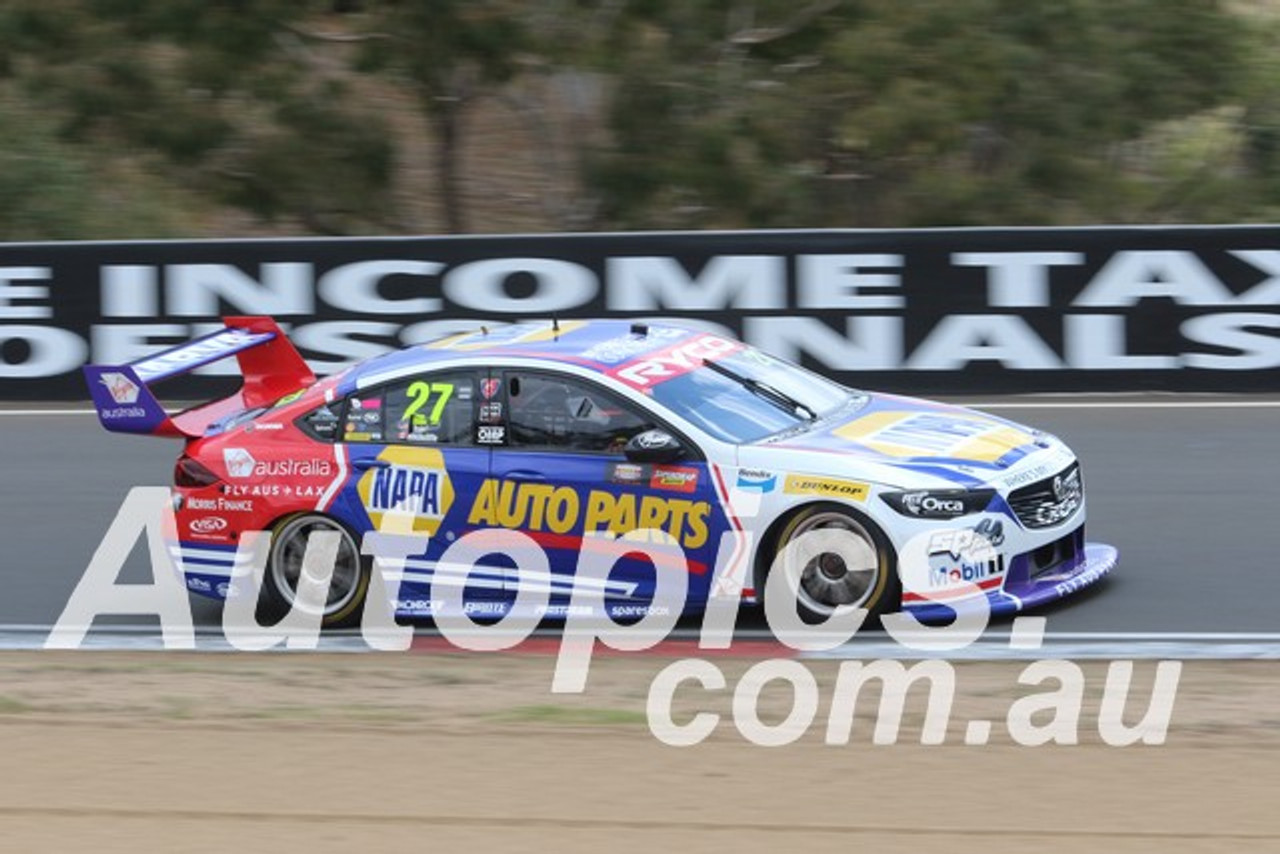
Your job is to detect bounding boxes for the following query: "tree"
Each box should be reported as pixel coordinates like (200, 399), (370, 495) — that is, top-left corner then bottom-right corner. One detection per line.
(352, 0), (529, 233)
(0, 0), (396, 235)
(586, 0), (1248, 228)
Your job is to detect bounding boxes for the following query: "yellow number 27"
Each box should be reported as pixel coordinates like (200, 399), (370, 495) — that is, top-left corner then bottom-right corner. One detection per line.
(403, 381), (455, 425)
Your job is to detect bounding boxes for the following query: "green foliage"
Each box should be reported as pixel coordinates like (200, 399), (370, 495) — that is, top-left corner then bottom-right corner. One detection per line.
(225, 92), (395, 232)
(354, 0), (528, 110)
(0, 93), (188, 240)
(0, 101), (93, 240)
(586, 0), (1258, 228)
(351, 0), (534, 231)
(0, 0), (394, 236)
(0, 0), (1278, 237)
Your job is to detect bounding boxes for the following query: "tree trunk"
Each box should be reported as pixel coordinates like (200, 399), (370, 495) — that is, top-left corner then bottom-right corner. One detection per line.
(435, 101), (467, 234)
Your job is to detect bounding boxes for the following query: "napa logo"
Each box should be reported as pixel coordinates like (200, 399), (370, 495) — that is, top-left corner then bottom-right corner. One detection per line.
(834, 410), (1037, 464)
(371, 466), (442, 515)
(356, 447), (454, 535)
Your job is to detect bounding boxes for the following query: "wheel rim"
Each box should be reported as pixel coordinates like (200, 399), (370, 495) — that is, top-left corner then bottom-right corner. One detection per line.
(782, 511), (880, 615)
(269, 516), (362, 617)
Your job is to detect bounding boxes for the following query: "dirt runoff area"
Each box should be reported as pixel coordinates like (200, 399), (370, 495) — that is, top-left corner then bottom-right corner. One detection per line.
(0, 649), (1276, 853)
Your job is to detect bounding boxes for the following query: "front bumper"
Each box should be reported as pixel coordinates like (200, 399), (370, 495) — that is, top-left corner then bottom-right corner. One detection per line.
(902, 541), (1118, 623)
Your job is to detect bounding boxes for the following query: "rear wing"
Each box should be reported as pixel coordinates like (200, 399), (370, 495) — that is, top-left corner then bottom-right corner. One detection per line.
(83, 316), (315, 438)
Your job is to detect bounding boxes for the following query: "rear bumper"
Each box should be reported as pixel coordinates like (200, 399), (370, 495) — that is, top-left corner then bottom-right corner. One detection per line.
(170, 541), (243, 600)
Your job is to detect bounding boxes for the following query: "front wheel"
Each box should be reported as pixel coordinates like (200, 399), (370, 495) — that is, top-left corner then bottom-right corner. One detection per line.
(767, 503), (899, 623)
(261, 514), (369, 628)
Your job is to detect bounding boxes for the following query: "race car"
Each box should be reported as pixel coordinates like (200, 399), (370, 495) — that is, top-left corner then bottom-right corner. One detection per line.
(84, 316), (1116, 627)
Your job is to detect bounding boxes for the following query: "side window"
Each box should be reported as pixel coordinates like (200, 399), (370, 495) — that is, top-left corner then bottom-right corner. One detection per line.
(507, 372), (653, 454)
(299, 401), (343, 441)
(340, 375), (476, 444)
(342, 391), (388, 443)
(383, 373), (475, 445)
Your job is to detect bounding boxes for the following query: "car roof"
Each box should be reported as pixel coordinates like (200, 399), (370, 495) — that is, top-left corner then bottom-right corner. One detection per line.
(348, 319), (706, 382)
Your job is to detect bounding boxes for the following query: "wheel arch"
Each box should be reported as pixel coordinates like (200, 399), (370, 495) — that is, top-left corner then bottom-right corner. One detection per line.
(750, 498), (899, 605)
(259, 509), (372, 628)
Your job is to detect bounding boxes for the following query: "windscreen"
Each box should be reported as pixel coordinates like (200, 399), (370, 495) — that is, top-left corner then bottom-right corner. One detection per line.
(649, 345), (858, 444)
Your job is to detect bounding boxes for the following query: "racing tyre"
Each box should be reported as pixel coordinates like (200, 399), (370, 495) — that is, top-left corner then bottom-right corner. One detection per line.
(766, 503), (899, 624)
(261, 513), (370, 629)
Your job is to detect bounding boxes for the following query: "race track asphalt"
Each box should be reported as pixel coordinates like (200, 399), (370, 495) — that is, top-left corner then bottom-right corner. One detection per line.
(1, 401), (1276, 634)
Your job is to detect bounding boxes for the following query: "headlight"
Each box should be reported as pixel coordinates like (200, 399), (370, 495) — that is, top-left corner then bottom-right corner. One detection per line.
(881, 488), (996, 519)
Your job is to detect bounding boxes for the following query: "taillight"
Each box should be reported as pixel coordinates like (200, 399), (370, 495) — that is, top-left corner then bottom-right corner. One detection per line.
(174, 456), (221, 488)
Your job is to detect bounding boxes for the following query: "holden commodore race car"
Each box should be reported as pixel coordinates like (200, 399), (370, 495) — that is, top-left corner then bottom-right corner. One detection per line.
(84, 316), (1116, 627)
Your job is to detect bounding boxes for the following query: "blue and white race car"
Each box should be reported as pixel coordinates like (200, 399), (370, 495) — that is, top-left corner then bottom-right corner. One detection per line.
(85, 317), (1116, 626)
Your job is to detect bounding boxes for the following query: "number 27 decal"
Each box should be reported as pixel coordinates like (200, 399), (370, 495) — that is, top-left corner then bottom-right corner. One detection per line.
(403, 381), (455, 424)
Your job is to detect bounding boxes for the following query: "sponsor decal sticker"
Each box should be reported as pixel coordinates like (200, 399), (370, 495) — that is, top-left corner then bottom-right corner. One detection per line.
(650, 465), (699, 493)
(735, 468), (777, 493)
(100, 406), (148, 420)
(906, 526), (1008, 601)
(927, 555), (1005, 590)
(131, 328), (269, 381)
(834, 411), (1037, 464)
(395, 599), (444, 615)
(186, 497), (254, 512)
(608, 604), (671, 617)
(608, 334), (744, 388)
(356, 446), (455, 535)
(223, 448), (334, 479)
(190, 516), (229, 534)
(406, 431), (439, 443)
(464, 601), (508, 616)
(477, 425), (506, 444)
(926, 522), (1004, 561)
(467, 479), (711, 548)
(481, 378), (501, 399)
(226, 483), (325, 498)
(223, 448), (257, 479)
(782, 474), (869, 501)
(608, 463), (648, 485)
(536, 604), (594, 618)
(99, 372), (140, 404)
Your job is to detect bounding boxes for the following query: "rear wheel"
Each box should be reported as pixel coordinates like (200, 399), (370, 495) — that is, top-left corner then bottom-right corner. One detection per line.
(767, 503), (899, 623)
(262, 514), (369, 628)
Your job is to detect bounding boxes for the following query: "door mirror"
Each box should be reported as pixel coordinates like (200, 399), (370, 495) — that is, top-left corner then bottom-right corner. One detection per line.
(624, 429), (686, 464)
